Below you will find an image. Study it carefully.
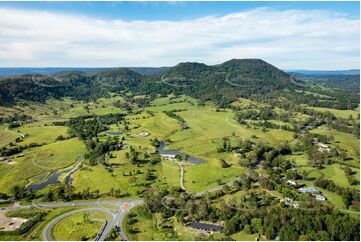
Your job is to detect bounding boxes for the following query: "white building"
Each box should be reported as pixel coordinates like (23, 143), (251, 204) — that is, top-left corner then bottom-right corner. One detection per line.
(287, 180), (297, 186)
(298, 186), (320, 194)
(161, 154), (176, 160)
(315, 195), (326, 201)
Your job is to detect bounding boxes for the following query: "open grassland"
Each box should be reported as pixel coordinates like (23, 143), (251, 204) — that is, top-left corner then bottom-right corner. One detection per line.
(95, 97), (295, 193)
(72, 162), (159, 195)
(311, 128), (360, 167)
(231, 230), (261, 241)
(52, 211), (108, 241)
(0, 138), (85, 193)
(287, 152), (359, 187)
(17, 125), (68, 146)
(310, 106), (359, 119)
(0, 126), (21, 148)
(159, 103), (293, 192)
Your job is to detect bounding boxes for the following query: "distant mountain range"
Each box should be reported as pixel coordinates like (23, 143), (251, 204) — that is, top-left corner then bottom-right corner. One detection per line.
(288, 69), (360, 76)
(0, 67), (359, 77)
(0, 59), (358, 110)
(0, 67), (169, 77)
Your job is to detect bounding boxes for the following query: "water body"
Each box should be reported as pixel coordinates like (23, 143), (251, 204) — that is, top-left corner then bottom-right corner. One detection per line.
(106, 131), (122, 135)
(157, 142), (204, 164)
(26, 159), (82, 191)
(27, 171), (62, 191)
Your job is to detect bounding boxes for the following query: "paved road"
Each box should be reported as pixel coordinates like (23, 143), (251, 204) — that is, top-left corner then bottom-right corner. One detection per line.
(195, 176), (241, 197)
(42, 207), (113, 241)
(2, 199), (144, 241)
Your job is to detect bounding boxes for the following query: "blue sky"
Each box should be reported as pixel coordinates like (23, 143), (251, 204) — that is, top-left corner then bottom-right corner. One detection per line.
(0, 1), (359, 21)
(0, 1), (359, 69)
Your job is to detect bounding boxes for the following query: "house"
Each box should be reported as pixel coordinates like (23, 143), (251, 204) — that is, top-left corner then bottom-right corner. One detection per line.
(281, 197), (299, 208)
(161, 154), (177, 160)
(298, 186), (320, 194)
(317, 143), (331, 152)
(0, 157), (11, 162)
(190, 222), (224, 233)
(287, 180), (297, 186)
(234, 152), (242, 158)
(315, 195), (326, 201)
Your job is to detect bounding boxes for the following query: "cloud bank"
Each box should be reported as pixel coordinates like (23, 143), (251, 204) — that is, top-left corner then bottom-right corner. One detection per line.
(0, 7), (359, 69)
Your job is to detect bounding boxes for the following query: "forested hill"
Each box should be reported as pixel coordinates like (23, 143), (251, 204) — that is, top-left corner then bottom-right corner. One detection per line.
(0, 59), (358, 110)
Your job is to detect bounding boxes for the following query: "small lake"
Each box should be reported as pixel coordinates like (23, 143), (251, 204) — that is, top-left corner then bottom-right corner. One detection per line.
(106, 131), (122, 135)
(157, 142), (204, 164)
(26, 159), (82, 191)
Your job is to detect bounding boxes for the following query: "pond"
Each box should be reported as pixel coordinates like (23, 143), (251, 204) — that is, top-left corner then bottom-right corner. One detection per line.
(26, 158), (82, 191)
(106, 131), (122, 135)
(157, 142), (204, 164)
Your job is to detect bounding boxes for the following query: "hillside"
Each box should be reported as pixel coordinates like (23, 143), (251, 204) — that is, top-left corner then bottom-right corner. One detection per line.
(0, 59), (358, 109)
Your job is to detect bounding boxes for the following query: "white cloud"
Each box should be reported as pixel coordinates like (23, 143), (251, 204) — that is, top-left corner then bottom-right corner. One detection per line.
(0, 7), (359, 69)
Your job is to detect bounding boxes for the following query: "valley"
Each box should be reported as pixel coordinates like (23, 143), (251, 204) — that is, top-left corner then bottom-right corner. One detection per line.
(0, 59), (359, 241)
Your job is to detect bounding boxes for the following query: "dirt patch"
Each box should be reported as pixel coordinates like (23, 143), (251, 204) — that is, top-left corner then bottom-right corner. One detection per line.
(0, 210), (28, 231)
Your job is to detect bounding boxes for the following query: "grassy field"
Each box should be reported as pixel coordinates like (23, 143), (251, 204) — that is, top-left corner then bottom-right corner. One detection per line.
(0, 125), (21, 148)
(17, 125), (68, 146)
(72, 161), (159, 195)
(231, 230), (260, 241)
(310, 106), (359, 119)
(52, 211), (108, 241)
(311, 128), (360, 167)
(0, 138), (86, 193)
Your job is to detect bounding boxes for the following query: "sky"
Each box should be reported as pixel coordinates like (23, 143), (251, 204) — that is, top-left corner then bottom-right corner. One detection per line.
(0, 1), (359, 70)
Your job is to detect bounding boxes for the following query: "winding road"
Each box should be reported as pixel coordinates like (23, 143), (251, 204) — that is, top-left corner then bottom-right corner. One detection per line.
(2, 199), (144, 241)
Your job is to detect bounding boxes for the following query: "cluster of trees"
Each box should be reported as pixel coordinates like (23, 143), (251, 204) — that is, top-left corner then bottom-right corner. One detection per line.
(68, 113), (125, 140)
(142, 187), (359, 241)
(235, 106), (276, 121)
(342, 166), (359, 185)
(163, 110), (188, 129)
(85, 138), (123, 165)
(217, 138), (254, 154)
(0, 113), (33, 125)
(0, 212), (45, 236)
(42, 184), (104, 202)
(0, 142), (41, 156)
(237, 142), (292, 169)
(250, 120), (298, 132)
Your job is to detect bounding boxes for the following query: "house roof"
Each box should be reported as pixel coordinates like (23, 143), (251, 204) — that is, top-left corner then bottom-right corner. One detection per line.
(190, 221), (224, 232)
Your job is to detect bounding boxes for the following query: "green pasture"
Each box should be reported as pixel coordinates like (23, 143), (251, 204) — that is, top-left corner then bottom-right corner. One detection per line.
(311, 128), (360, 167)
(72, 162), (159, 195)
(0, 125), (21, 148)
(0, 138), (85, 194)
(17, 125), (68, 146)
(310, 106), (359, 119)
(52, 211), (108, 241)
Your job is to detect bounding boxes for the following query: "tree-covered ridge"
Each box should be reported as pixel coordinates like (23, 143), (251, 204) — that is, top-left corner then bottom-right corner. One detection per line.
(0, 59), (358, 110)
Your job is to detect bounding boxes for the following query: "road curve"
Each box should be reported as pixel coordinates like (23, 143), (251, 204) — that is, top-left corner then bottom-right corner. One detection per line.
(42, 207), (113, 241)
(2, 199), (144, 241)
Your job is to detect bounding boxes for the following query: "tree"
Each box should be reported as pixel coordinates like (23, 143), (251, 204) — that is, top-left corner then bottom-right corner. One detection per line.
(11, 185), (27, 200)
(279, 224), (299, 241)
